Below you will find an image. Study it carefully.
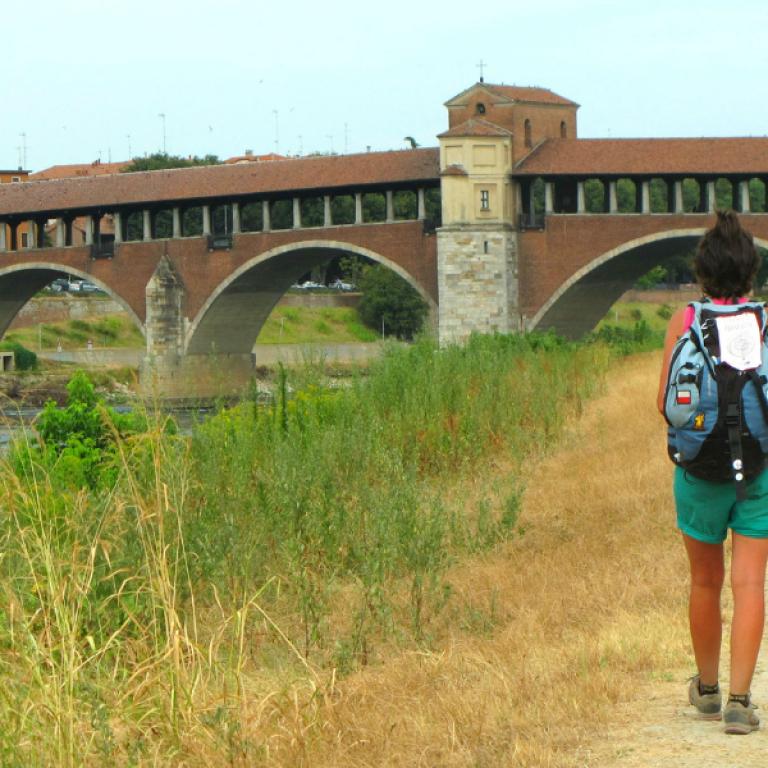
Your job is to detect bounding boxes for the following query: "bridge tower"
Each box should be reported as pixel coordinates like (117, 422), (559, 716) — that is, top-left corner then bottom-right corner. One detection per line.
(436, 82), (578, 343)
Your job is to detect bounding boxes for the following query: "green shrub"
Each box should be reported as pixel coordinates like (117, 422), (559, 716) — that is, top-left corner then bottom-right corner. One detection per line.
(14, 370), (151, 490)
(657, 303), (674, 320)
(358, 265), (428, 340)
(0, 340), (38, 370)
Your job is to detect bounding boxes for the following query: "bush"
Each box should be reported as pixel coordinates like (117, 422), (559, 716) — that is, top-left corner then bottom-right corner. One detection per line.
(358, 265), (429, 339)
(16, 370), (150, 489)
(0, 340), (38, 370)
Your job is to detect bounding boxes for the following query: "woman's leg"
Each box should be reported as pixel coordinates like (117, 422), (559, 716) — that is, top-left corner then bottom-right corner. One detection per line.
(683, 533), (725, 685)
(729, 533), (768, 694)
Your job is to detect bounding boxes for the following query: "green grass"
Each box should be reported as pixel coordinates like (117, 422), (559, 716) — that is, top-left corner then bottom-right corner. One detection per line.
(597, 299), (683, 335)
(256, 306), (379, 343)
(3, 314), (144, 350)
(0, 333), (613, 763)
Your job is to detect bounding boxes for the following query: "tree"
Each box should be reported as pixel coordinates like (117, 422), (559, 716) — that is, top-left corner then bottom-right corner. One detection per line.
(358, 265), (428, 340)
(121, 153), (221, 173)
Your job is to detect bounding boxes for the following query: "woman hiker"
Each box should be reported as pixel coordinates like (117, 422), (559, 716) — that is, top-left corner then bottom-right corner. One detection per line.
(658, 209), (768, 734)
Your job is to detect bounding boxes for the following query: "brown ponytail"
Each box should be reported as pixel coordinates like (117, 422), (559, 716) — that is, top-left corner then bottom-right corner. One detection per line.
(694, 210), (760, 299)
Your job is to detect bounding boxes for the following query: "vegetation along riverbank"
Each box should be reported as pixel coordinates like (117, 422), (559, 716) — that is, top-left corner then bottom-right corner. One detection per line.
(0, 322), (663, 765)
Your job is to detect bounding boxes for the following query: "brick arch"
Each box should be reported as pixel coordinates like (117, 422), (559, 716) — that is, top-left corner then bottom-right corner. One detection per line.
(530, 229), (707, 339)
(185, 240), (437, 355)
(0, 261), (145, 339)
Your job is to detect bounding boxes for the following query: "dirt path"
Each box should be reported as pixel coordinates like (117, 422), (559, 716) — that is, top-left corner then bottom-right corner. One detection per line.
(593, 650), (768, 766)
(590, 364), (768, 765)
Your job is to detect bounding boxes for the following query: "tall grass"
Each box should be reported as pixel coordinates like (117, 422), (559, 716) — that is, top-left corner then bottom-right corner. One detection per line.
(0, 333), (614, 764)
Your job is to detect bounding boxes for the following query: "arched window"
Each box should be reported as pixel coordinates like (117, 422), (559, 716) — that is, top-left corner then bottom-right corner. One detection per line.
(560, 121), (567, 139)
(476, 102), (486, 115)
(524, 119), (532, 148)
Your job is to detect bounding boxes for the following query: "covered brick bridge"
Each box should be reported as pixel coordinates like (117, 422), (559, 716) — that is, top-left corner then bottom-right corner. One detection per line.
(4, 79), (768, 393)
(0, 149), (440, 393)
(513, 137), (768, 336)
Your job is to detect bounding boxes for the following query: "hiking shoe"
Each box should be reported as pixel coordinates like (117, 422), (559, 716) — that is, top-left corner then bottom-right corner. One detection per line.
(724, 697), (759, 735)
(688, 675), (721, 719)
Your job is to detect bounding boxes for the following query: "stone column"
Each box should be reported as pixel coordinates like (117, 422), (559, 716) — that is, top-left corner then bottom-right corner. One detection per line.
(608, 181), (618, 213)
(0, 223), (6, 251)
(231, 202), (241, 234)
(113, 212), (123, 244)
(438, 224), (519, 345)
(143, 210), (152, 240)
(323, 195), (331, 226)
(354, 192), (363, 224)
(84, 216), (93, 246)
(386, 190), (394, 222)
(706, 180), (716, 213)
(140, 254), (186, 393)
(293, 197), (301, 229)
(641, 181), (651, 213)
(739, 180), (751, 213)
(202, 206), (211, 236)
(674, 181), (684, 213)
(172, 207), (181, 238)
(576, 181), (586, 213)
(417, 188), (426, 220)
(262, 200), (271, 232)
(544, 182), (554, 214)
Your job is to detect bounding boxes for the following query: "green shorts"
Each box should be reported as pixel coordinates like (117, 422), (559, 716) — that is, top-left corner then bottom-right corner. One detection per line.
(674, 467), (768, 543)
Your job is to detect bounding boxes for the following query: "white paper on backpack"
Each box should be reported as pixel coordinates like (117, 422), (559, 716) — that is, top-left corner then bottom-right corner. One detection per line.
(715, 312), (762, 370)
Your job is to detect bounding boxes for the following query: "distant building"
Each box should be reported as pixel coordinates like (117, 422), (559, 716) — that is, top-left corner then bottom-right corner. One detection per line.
(225, 151), (287, 164)
(0, 168), (30, 183)
(30, 159), (130, 182)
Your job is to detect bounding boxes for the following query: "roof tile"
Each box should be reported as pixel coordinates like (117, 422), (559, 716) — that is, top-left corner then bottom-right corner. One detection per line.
(514, 138), (768, 176)
(0, 149), (440, 218)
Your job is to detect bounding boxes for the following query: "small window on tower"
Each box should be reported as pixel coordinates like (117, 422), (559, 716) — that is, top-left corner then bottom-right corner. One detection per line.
(476, 102), (486, 115)
(524, 119), (532, 148)
(480, 190), (490, 211)
(560, 121), (567, 138)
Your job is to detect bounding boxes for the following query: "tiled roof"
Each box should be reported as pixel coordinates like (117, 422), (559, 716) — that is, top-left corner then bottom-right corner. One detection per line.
(441, 165), (468, 177)
(482, 83), (577, 107)
(514, 138), (768, 176)
(31, 161), (130, 180)
(225, 153), (287, 164)
(0, 148), (440, 217)
(438, 118), (512, 138)
(445, 82), (577, 108)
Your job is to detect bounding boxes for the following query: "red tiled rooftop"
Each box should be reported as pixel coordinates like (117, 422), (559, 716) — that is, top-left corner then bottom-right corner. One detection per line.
(0, 148), (440, 217)
(441, 164), (468, 177)
(224, 153), (287, 164)
(482, 83), (577, 107)
(31, 160), (131, 180)
(438, 118), (512, 138)
(514, 138), (768, 176)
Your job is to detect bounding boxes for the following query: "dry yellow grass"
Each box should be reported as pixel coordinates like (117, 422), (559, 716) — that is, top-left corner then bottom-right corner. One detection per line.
(178, 350), (694, 767)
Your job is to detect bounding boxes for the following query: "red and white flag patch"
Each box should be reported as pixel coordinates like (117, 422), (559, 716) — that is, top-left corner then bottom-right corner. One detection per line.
(677, 390), (692, 405)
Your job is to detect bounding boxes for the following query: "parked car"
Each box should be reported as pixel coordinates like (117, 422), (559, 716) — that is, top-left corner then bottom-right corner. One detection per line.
(80, 282), (99, 293)
(330, 279), (355, 291)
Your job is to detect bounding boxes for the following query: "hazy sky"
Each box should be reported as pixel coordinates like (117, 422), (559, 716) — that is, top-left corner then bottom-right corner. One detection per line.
(4, 0), (768, 171)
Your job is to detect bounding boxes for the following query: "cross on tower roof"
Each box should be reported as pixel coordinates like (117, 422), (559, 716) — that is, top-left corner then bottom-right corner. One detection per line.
(477, 59), (486, 83)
